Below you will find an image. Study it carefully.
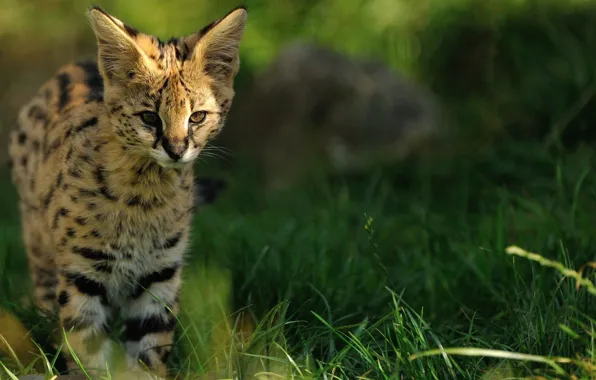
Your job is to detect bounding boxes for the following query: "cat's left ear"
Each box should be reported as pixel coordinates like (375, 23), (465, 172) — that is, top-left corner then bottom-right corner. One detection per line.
(186, 6), (248, 81)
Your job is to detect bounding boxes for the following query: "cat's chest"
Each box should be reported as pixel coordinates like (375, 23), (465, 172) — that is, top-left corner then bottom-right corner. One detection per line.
(97, 205), (191, 262)
(85, 204), (189, 284)
(97, 225), (188, 302)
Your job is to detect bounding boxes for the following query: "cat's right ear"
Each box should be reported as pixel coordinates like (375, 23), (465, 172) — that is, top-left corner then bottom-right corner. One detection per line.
(87, 6), (153, 83)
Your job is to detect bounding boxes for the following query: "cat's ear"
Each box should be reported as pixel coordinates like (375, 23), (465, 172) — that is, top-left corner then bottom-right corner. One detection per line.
(87, 6), (153, 83)
(188, 6), (248, 81)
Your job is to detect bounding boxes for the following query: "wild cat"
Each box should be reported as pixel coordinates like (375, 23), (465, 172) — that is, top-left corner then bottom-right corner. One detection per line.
(8, 4), (247, 377)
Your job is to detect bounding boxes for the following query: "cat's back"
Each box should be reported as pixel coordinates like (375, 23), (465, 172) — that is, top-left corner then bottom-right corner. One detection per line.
(9, 61), (105, 204)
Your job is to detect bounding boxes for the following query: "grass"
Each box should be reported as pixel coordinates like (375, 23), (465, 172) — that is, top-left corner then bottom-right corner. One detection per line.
(3, 0), (596, 378)
(1, 139), (596, 379)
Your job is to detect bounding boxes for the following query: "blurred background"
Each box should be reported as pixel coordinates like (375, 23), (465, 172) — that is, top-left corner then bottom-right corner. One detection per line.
(4, 0), (596, 179)
(3, 0), (596, 378)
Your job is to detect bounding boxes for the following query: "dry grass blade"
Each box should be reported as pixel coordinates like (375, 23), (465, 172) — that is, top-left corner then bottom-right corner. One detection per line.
(409, 347), (571, 375)
(576, 261), (596, 292)
(505, 245), (596, 296)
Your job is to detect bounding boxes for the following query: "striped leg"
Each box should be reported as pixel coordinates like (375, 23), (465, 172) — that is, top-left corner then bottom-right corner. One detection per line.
(56, 272), (112, 375)
(21, 208), (58, 313)
(28, 251), (58, 313)
(123, 265), (181, 378)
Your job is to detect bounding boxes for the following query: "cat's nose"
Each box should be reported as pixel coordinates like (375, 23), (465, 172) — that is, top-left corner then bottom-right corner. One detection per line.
(162, 137), (189, 161)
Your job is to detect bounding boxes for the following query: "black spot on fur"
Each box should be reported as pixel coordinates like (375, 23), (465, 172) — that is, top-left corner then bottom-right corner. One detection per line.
(73, 117), (98, 135)
(125, 315), (176, 341)
(126, 195), (142, 207)
(72, 246), (114, 261)
(65, 272), (107, 298)
(58, 291), (69, 306)
(78, 154), (92, 164)
(56, 72), (71, 111)
(93, 166), (118, 201)
(28, 105), (47, 122)
(68, 167), (83, 178)
(76, 61), (104, 101)
(156, 78), (169, 103)
(160, 232), (182, 250)
(131, 265), (179, 299)
(98, 186), (117, 201)
(52, 207), (69, 229)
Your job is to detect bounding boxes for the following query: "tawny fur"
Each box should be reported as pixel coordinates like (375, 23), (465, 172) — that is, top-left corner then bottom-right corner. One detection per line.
(8, 5), (246, 378)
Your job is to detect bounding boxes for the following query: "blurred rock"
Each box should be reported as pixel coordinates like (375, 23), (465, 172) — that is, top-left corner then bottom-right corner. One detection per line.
(221, 42), (442, 187)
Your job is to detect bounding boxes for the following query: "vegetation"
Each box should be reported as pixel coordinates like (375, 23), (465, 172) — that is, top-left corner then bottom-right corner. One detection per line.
(2, 0), (596, 378)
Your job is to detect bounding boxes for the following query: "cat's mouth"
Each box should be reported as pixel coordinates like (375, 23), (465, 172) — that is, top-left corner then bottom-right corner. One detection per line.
(150, 149), (193, 169)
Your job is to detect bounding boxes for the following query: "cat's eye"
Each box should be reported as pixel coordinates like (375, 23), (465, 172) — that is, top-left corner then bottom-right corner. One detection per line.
(139, 111), (161, 127)
(189, 111), (207, 125)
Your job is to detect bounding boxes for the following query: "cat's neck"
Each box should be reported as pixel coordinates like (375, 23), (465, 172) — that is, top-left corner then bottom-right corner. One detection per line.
(94, 125), (194, 200)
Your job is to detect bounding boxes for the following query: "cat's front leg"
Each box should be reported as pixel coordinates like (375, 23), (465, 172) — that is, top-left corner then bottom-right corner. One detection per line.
(122, 263), (182, 378)
(56, 271), (113, 376)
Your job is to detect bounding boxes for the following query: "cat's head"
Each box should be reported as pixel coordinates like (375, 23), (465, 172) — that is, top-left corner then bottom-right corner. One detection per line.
(87, 5), (247, 168)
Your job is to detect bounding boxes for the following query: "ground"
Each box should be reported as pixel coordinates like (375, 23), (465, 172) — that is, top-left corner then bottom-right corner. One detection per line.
(0, 139), (595, 379)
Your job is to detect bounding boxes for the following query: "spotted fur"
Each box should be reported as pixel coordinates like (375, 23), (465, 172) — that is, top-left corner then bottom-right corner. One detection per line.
(8, 5), (246, 377)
